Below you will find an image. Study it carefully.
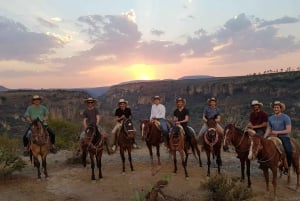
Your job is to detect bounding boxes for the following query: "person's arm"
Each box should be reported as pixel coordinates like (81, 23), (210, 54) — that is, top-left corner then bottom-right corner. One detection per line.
(150, 105), (155, 120)
(252, 122), (267, 129)
(271, 125), (292, 136)
(263, 126), (271, 138)
(179, 115), (189, 124)
(83, 117), (88, 129)
(96, 114), (100, 126)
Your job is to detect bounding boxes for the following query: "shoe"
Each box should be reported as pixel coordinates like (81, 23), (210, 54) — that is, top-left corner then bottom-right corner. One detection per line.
(133, 143), (138, 149)
(23, 150), (29, 157)
(112, 145), (116, 151)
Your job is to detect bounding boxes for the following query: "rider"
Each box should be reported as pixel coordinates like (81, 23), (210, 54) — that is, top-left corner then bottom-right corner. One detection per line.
(264, 101), (292, 175)
(80, 97), (101, 144)
(150, 95), (169, 146)
(199, 97), (224, 145)
(111, 99), (137, 151)
(173, 97), (192, 153)
(247, 100), (268, 136)
(23, 95), (57, 156)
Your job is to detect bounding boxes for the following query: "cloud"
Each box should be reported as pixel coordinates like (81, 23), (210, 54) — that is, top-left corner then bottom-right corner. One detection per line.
(150, 28), (164, 36)
(257, 16), (299, 28)
(0, 16), (64, 62)
(36, 17), (58, 28)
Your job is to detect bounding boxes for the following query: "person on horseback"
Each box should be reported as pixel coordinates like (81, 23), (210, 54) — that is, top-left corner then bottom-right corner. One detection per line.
(199, 97), (224, 145)
(173, 97), (192, 153)
(247, 100), (268, 136)
(264, 101), (292, 175)
(80, 97), (101, 143)
(23, 95), (57, 156)
(111, 99), (137, 151)
(150, 95), (169, 146)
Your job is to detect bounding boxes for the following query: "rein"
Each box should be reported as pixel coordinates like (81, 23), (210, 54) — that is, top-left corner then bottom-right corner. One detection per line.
(232, 130), (249, 153)
(204, 129), (219, 152)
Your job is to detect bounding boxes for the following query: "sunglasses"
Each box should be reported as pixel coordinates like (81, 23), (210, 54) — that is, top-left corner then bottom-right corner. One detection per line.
(87, 102), (94, 104)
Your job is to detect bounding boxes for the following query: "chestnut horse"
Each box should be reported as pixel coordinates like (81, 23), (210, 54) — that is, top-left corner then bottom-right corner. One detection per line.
(201, 118), (222, 176)
(118, 118), (136, 174)
(81, 124), (109, 180)
(169, 125), (188, 178)
(140, 119), (163, 172)
(223, 124), (251, 187)
(29, 118), (50, 179)
(248, 135), (300, 198)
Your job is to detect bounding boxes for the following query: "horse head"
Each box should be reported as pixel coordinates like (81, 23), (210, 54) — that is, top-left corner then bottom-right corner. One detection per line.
(122, 118), (136, 139)
(83, 124), (98, 146)
(248, 135), (263, 160)
(223, 123), (236, 151)
(206, 118), (217, 140)
(30, 118), (47, 145)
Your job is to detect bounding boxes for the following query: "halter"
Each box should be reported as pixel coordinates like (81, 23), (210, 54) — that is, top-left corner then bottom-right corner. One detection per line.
(85, 125), (103, 149)
(121, 119), (135, 138)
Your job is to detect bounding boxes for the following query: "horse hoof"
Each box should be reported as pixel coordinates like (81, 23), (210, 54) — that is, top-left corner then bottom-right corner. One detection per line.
(185, 177), (189, 180)
(92, 180), (96, 184)
(122, 172), (126, 175)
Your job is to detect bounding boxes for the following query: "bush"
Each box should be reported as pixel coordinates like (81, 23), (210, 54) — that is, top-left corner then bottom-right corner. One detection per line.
(0, 134), (26, 178)
(48, 119), (80, 150)
(201, 174), (253, 201)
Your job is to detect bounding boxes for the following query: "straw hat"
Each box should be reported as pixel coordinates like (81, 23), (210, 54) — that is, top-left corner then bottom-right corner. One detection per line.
(207, 97), (217, 105)
(118, 98), (128, 105)
(270, 101), (286, 111)
(175, 97), (186, 105)
(152, 95), (161, 101)
(84, 97), (97, 104)
(251, 100), (263, 107)
(32, 95), (42, 102)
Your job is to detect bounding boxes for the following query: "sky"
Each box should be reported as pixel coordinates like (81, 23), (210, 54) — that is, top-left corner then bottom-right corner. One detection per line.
(0, 0), (300, 89)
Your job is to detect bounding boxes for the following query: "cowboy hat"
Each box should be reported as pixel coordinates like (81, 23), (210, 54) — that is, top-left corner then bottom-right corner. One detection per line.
(152, 95), (161, 101)
(251, 100), (263, 107)
(175, 97), (186, 104)
(207, 97), (217, 104)
(32, 95), (42, 101)
(118, 98), (128, 105)
(270, 101), (286, 111)
(84, 97), (97, 103)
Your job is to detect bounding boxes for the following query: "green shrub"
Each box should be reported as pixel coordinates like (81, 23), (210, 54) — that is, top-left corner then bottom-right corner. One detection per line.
(48, 119), (79, 150)
(201, 174), (253, 201)
(0, 134), (26, 178)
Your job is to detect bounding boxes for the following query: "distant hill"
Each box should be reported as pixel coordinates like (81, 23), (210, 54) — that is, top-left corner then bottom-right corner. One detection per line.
(0, 86), (8, 92)
(71, 86), (110, 97)
(178, 75), (214, 80)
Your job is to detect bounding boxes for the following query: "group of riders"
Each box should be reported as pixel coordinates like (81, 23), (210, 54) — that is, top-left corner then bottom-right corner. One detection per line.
(22, 94), (293, 174)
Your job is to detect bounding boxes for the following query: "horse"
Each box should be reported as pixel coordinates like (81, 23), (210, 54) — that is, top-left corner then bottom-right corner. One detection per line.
(200, 118), (222, 176)
(248, 134), (300, 198)
(118, 118), (136, 174)
(81, 124), (109, 180)
(223, 124), (251, 187)
(29, 118), (50, 179)
(140, 119), (163, 173)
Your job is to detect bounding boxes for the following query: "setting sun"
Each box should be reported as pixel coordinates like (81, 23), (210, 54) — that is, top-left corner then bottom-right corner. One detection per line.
(129, 64), (157, 80)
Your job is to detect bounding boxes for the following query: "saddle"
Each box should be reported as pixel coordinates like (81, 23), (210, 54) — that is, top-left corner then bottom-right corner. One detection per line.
(267, 137), (284, 155)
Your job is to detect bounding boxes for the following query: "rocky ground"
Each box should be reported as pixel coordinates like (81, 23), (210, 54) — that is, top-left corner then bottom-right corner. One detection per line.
(1, 145), (300, 201)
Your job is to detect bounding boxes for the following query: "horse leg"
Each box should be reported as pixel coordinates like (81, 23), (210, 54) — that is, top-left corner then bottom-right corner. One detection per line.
(206, 151), (211, 177)
(82, 149), (87, 167)
(240, 158), (245, 182)
(195, 143), (202, 167)
(128, 149), (134, 172)
(90, 154), (96, 180)
(173, 151), (177, 174)
(156, 145), (161, 166)
(34, 157), (41, 179)
(148, 144), (154, 166)
(271, 168), (278, 198)
(216, 152), (222, 175)
(263, 168), (270, 192)
(97, 151), (103, 179)
(120, 148), (126, 173)
(183, 150), (189, 178)
(42, 155), (48, 178)
(246, 158), (251, 188)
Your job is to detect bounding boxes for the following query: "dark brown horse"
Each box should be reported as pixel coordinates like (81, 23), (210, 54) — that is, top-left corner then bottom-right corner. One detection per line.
(140, 119), (163, 172)
(118, 118), (136, 174)
(248, 135), (300, 198)
(29, 118), (50, 179)
(223, 124), (251, 187)
(81, 124), (109, 180)
(201, 118), (222, 176)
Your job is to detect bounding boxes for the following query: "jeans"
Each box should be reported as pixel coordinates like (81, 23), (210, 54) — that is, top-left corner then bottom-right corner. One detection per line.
(158, 118), (169, 138)
(278, 136), (293, 167)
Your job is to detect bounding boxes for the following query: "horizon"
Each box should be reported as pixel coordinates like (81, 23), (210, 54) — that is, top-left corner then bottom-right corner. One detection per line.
(1, 0), (300, 89)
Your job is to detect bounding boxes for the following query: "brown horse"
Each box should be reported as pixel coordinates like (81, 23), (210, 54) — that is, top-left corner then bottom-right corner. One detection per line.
(223, 124), (251, 187)
(29, 118), (50, 179)
(140, 119), (163, 171)
(248, 135), (300, 198)
(201, 118), (222, 176)
(169, 125), (188, 178)
(81, 124), (109, 180)
(118, 118), (136, 174)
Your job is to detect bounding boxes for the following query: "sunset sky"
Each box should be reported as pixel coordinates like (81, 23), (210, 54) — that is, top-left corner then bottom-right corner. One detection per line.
(1, 0), (300, 89)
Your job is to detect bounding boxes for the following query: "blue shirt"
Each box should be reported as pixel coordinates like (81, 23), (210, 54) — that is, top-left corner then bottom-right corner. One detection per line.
(268, 113), (291, 137)
(203, 106), (221, 119)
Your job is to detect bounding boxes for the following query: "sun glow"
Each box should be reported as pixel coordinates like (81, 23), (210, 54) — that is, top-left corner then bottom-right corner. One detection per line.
(129, 64), (157, 80)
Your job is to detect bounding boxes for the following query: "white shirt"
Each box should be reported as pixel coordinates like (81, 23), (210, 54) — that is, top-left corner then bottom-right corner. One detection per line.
(150, 104), (166, 119)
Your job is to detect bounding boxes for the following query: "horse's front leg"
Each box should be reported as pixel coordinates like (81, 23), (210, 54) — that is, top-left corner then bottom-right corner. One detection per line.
(42, 155), (48, 178)
(182, 150), (189, 178)
(271, 167), (278, 198)
(33, 157), (41, 179)
(195, 145), (202, 167)
(82, 148), (87, 167)
(120, 148), (126, 173)
(128, 148), (134, 172)
(246, 158), (251, 188)
(263, 168), (270, 192)
(148, 143), (154, 166)
(90, 154), (96, 180)
(240, 158), (245, 182)
(156, 145), (161, 166)
(206, 151), (211, 177)
(216, 153), (222, 175)
(97, 151), (103, 179)
(173, 151), (177, 173)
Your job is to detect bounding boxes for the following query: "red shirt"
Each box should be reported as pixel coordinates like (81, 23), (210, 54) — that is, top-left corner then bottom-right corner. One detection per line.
(249, 110), (268, 130)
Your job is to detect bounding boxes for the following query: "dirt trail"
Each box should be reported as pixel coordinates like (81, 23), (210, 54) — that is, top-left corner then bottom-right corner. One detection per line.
(1, 146), (300, 201)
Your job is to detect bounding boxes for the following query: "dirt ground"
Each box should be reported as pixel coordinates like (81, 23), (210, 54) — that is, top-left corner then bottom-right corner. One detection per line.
(1, 144), (300, 201)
